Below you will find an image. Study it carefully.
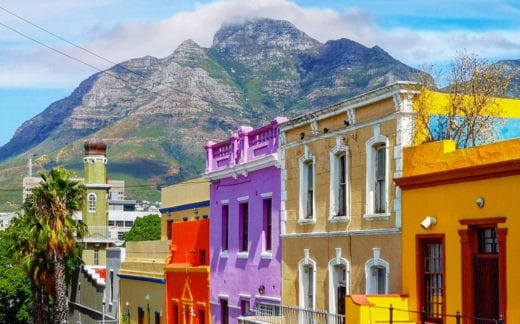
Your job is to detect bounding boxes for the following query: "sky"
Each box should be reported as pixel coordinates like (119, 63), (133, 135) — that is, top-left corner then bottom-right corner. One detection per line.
(0, 0), (519, 147)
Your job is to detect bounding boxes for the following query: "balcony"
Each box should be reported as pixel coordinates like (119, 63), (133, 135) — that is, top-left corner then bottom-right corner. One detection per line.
(205, 117), (287, 173)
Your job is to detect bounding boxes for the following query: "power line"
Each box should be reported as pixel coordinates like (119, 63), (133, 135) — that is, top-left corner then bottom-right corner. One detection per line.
(0, 5), (244, 117)
(0, 4), (151, 81)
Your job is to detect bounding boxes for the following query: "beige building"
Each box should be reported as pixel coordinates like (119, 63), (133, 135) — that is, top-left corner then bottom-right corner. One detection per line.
(279, 82), (419, 314)
(159, 177), (209, 240)
(118, 241), (170, 324)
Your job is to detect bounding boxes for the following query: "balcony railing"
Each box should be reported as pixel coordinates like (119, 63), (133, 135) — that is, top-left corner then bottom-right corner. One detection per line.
(205, 117), (287, 173)
(239, 302), (345, 324)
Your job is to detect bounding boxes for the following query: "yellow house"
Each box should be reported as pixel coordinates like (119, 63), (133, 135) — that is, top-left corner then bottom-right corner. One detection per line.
(279, 82), (420, 315)
(396, 139), (520, 323)
(159, 177), (210, 240)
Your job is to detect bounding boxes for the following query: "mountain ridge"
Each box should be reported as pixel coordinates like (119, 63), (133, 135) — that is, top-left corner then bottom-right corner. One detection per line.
(1, 18), (517, 210)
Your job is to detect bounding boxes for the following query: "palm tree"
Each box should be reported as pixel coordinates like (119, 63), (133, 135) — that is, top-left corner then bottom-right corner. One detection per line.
(10, 206), (52, 324)
(24, 167), (86, 323)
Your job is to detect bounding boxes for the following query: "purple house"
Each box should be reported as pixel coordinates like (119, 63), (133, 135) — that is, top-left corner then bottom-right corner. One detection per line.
(204, 117), (287, 323)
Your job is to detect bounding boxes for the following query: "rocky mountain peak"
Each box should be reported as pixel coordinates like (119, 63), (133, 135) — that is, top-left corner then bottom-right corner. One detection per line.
(166, 39), (207, 63)
(212, 18), (321, 69)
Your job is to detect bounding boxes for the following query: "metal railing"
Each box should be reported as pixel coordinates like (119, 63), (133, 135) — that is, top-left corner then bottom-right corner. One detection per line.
(239, 302), (345, 324)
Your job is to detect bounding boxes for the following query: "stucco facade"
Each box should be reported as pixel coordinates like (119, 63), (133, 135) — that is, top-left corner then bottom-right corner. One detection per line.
(118, 241), (170, 324)
(165, 218), (210, 324)
(279, 82), (420, 314)
(160, 178), (210, 241)
(396, 139), (520, 323)
(204, 118), (286, 323)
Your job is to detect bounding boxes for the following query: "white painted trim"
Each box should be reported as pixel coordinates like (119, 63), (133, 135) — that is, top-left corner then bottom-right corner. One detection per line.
(282, 228), (400, 238)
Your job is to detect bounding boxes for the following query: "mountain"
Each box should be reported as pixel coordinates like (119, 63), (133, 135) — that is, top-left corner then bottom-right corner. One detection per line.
(496, 59), (520, 98)
(0, 18), (426, 209)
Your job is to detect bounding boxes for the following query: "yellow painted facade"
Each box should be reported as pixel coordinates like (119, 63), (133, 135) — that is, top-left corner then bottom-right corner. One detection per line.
(118, 240), (170, 324)
(160, 178), (210, 240)
(398, 139), (520, 323)
(279, 82), (420, 313)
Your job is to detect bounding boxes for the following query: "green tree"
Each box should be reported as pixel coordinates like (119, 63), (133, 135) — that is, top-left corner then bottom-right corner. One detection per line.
(12, 167), (87, 324)
(123, 214), (161, 242)
(0, 230), (32, 323)
(415, 51), (512, 148)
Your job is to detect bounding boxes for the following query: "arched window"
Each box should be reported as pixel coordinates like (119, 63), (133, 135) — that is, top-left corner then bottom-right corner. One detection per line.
(299, 250), (316, 311)
(365, 250), (389, 294)
(328, 251), (350, 315)
(88, 193), (97, 213)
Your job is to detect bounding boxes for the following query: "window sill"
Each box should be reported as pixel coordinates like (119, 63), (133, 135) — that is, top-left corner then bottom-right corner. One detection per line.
(363, 213), (391, 221)
(328, 216), (350, 223)
(298, 218), (316, 225)
(260, 252), (273, 259)
(220, 251), (229, 259)
(237, 252), (249, 259)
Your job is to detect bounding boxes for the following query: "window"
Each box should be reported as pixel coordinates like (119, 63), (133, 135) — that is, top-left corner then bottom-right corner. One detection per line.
(365, 257), (389, 294)
(221, 299), (229, 324)
(239, 202), (249, 252)
(330, 138), (350, 220)
(240, 299), (251, 316)
(365, 134), (389, 218)
(329, 256), (350, 317)
(116, 220), (124, 227)
(374, 144), (386, 213)
(88, 193), (96, 213)
(125, 220), (134, 227)
(200, 250), (206, 265)
(172, 304), (178, 324)
(417, 237), (444, 323)
(263, 198), (272, 252)
(118, 232), (124, 241)
(198, 309), (205, 324)
(167, 219), (173, 240)
(94, 248), (99, 265)
(299, 146), (316, 222)
(299, 256), (316, 311)
(222, 205), (229, 252)
(138, 307), (144, 324)
(154, 311), (161, 324)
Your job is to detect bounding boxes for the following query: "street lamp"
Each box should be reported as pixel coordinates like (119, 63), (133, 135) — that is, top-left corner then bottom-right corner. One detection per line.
(145, 294), (150, 324)
(125, 301), (130, 323)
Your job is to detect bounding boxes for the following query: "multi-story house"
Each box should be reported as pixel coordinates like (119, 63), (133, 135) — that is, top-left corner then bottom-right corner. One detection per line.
(278, 82), (419, 315)
(204, 117), (287, 323)
(160, 177), (210, 240)
(396, 139), (520, 323)
(164, 218), (210, 324)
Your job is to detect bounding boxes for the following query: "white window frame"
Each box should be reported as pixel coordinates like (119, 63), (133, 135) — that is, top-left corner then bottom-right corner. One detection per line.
(298, 255), (316, 311)
(365, 257), (389, 294)
(328, 256), (350, 315)
(88, 193), (97, 213)
(299, 145), (316, 224)
(329, 137), (350, 222)
(365, 135), (390, 220)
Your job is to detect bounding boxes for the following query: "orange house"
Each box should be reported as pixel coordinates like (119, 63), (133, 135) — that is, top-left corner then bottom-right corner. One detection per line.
(396, 139), (520, 323)
(164, 218), (210, 324)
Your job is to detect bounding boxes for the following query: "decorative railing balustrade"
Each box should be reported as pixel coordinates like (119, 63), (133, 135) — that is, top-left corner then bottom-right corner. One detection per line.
(205, 117), (287, 173)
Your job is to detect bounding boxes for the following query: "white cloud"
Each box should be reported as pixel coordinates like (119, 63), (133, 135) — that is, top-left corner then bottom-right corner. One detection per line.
(0, 0), (518, 88)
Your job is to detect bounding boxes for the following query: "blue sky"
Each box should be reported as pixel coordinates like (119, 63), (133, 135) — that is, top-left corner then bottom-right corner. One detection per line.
(0, 0), (519, 146)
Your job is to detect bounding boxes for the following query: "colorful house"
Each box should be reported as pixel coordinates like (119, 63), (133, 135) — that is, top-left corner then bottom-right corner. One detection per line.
(396, 139), (520, 323)
(278, 82), (420, 315)
(160, 178), (210, 240)
(204, 117), (287, 323)
(164, 218), (210, 324)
